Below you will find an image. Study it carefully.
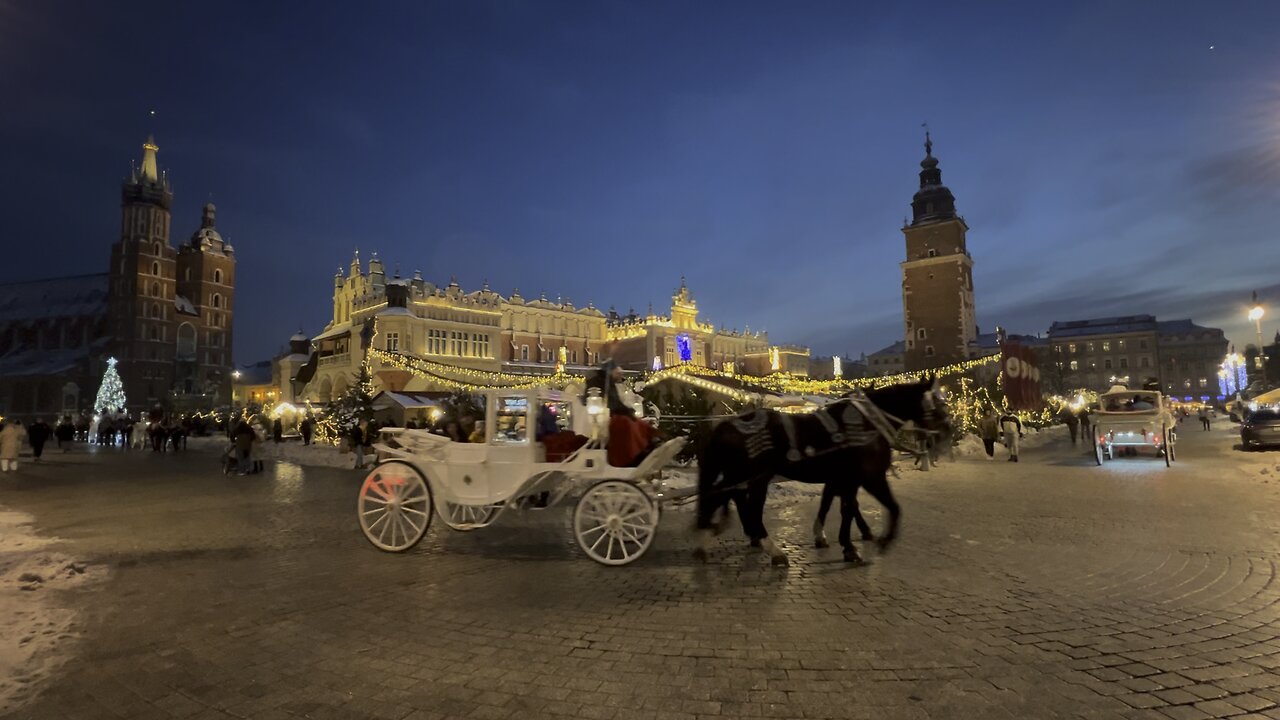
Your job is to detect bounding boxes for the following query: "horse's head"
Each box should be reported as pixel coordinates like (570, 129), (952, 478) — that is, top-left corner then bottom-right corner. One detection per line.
(865, 378), (953, 446)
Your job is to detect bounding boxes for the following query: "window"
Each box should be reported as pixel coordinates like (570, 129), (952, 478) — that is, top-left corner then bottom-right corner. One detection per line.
(151, 303), (161, 319)
(1140, 357), (1150, 369)
(1184, 379), (1192, 389)
(149, 325), (158, 341)
(1053, 345), (1062, 353)
(1139, 340), (1148, 350)
(1199, 378), (1208, 388)
(1118, 340), (1126, 351)
(212, 293), (222, 309)
(385, 332), (399, 351)
(151, 282), (160, 298)
(520, 345), (529, 361)
(1069, 360), (1079, 371)
(927, 248), (938, 258)
(924, 345), (935, 357)
(492, 396), (528, 444)
(152, 261), (160, 276)
(1119, 358), (1128, 369)
(1087, 343), (1095, 352)
(1069, 344), (1077, 354)
(1102, 341), (1110, 352)
(1104, 359), (1112, 370)
(917, 328), (927, 340)
(213, 269), (222, 283)
(154, 242), (161, 256)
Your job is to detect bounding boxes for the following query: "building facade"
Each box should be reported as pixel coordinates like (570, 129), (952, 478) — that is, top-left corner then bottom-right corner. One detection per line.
(900, 134), (978, 371)
(0, 136), (234, 421)
(106, 136), (236, 411)
(1047, 315), (1227, 399)
(301, 262), (810, 403)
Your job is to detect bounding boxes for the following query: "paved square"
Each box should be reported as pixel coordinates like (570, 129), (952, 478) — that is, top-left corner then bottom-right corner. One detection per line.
(4, 424), (1280, 719)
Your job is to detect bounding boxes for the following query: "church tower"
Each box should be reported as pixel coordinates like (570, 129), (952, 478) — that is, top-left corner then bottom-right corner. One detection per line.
(900, 133), (977, 371)
(108, 136), (176, 411)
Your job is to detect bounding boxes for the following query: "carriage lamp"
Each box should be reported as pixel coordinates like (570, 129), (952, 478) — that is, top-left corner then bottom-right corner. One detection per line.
(586, 388), (605, 439)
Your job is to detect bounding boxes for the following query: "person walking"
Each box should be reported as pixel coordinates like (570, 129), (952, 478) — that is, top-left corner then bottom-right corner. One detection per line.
(233, 421), (257, 475)
(977, 409), (1000, 460)
(0, 421), (25, 472)
(300, 416), (313, 446)
(1062, 410), (1079, 446)
(27, 419), (51, 462)
(1198, 407), (1210, 431)
(350, 419), (372, 470)
(998, 411), (1023, 462)
(56, 416), (74, 452)
(272, 418), (283, 444)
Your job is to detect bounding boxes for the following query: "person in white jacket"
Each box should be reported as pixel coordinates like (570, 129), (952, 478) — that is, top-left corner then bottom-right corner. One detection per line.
(0, 421), (26, 472)
(998, 412), (1023, 462)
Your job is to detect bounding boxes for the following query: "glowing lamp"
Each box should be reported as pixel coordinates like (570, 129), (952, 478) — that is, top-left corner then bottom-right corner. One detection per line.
(1249, 306), (1265, 322)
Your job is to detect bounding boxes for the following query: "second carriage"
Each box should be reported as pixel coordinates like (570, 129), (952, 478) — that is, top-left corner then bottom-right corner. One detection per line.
(356, 385), (689, 565)
(1089, 386), (1178, 466)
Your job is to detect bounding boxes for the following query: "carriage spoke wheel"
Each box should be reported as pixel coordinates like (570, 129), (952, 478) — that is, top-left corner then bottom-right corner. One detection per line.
(574, 481), (659, 566)
(358, 461), (432, 552)
(442, 501), (500, 530)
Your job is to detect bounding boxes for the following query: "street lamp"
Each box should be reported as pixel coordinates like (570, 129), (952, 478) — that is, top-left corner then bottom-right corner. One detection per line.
(1249, 293), (1267, 388)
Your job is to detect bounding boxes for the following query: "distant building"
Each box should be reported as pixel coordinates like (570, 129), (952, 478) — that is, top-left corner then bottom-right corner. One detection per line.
(866, 341), (906, 376)
(0, 136), (234, 421)
(1046, 315), (1227, 398)
(900, 133), (978, 371)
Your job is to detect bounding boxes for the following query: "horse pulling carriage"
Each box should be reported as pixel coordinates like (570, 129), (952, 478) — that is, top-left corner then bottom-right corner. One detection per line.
(356, 386), (689, 566)
(1089, 386), (1177, 466)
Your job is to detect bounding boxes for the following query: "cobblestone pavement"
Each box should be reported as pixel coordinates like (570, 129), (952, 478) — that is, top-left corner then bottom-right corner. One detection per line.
(4, 424), (1280, 720)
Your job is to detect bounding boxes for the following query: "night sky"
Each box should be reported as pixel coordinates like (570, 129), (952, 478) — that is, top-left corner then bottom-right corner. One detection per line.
(3, 0), (1280, 364)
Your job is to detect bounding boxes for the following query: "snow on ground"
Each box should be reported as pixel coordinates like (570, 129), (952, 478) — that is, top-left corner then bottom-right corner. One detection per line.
(0, 508), (102, 714)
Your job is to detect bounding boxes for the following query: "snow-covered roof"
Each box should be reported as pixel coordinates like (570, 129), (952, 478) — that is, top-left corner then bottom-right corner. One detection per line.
(174, 294), (199, 316)
(312, 325), (351, 341)
(0, 273), (109, 326)
(377, 307), (415, 317)
(0, 338), (109, 377)
(371, 391), (444, 410)
(868, 340), (905, 357)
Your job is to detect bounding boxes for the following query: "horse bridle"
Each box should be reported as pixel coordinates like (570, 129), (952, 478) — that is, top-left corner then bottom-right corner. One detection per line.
(847, 389), (949, 457)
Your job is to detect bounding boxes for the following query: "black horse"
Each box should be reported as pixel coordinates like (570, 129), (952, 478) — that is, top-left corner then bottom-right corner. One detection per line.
(693, 379), (951, 566)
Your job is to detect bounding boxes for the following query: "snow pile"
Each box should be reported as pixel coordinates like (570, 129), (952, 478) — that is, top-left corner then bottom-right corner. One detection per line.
(952, 434), (987, 458)
(0, 508), (102, 714)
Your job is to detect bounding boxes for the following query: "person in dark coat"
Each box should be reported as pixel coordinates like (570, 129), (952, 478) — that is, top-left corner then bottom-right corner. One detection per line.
(27, 419), (51, 461)
(350, 420), (372, 469)
(55, 416), (75, 451)
(233, 421), (257, 475)
(272, 418), (283, 443)
(299, 417), (314, 445)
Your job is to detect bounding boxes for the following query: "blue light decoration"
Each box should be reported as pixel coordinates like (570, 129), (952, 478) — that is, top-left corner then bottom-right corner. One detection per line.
(676, 333), (692, 363)
(1218, 353), (1248, 398)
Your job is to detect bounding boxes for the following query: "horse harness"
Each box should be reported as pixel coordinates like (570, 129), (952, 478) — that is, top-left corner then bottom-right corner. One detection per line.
(729, 393), (917, 463)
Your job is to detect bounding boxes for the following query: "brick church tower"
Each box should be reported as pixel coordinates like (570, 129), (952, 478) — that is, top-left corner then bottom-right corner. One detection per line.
(107, 136), (235, 412)
(900, 133), (977, 371)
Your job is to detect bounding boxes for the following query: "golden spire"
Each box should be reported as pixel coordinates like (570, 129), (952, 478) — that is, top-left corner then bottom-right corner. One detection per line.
(140, 135), (160, 182)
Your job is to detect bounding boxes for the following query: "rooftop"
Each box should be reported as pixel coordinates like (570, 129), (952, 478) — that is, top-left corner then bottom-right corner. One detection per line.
(0, 273), (109, 325)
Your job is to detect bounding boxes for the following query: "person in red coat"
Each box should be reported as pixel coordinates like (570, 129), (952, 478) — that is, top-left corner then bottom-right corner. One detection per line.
(586, 361), (657, 467)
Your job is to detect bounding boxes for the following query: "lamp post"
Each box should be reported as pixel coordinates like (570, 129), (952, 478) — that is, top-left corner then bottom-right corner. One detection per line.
(1249, 296), (1267, 389)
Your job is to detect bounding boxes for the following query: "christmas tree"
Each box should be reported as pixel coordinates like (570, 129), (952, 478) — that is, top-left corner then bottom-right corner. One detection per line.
(94, 357), (127, 412)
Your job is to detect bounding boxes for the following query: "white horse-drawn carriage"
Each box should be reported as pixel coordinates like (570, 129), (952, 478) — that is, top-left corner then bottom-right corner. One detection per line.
(1090, 386), (1177, 466)
(356, 386), (688, 565)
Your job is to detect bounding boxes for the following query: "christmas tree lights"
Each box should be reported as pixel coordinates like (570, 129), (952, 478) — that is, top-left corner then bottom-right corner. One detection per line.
(94, 357), (127, 412)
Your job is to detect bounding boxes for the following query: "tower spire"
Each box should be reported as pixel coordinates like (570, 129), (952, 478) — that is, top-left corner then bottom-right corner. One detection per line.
(140, 135), (160, 182)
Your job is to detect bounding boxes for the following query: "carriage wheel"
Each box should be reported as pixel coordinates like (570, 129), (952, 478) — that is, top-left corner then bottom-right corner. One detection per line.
(574, 480), (659, 566)
(1163, 425), (1173, 467)
(1094, 438), (1105, 465)
(441, 501), (501, 531)
(1167, 428), (1177, 462)
(358, 461), (433, 552)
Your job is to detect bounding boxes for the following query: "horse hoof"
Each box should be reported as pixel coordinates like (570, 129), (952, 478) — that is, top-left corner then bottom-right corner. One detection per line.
(814, 538), (829, 549)
(770, 554), (790, 567)
(692, 548), (709, 563)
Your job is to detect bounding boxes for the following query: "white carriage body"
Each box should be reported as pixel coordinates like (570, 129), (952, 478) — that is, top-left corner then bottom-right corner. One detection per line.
(359, 384), (686, 564)
(1089, 386), (1177, 465)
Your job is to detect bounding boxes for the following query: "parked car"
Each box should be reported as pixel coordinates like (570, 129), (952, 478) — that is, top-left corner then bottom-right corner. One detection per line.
(1241, 409), (1280, 450)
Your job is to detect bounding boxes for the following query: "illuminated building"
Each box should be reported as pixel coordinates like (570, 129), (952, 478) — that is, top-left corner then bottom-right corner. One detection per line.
(1046, 316), (1227, 398)
(900, 133), (978, 371)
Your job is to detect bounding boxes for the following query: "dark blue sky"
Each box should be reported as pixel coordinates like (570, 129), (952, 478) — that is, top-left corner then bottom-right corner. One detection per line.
(3, 0), (1280, 363)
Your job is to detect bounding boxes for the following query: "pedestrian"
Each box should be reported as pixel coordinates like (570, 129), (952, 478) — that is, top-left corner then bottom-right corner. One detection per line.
(56, 416), (74, 452)
(977, 409), (1000, 460)
(1079, 408), (1091, 439)
(272, 418), (283, 443)
(1198, 407), (1210, 431)
(998, 410), (1023, 462)
(0, 420), (25, 472)
(299, 416), (314, 446)
(350, 419), (372, 469)
(27, 419), (51, 461)
(233, 421), (257, 475)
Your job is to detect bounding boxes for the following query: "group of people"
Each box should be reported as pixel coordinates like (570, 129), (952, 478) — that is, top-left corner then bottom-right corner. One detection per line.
(0, 419), (52, 471)
(977, 408), (1027, 462)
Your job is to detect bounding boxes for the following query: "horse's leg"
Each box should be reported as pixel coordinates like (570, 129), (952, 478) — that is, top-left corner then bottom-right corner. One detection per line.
(850, 490), (874, 541)
(692, 448), (724, 563)
(745, 480), (788, 567)
(862, 472), (901, 552)
(837, 488), (864, 564)
(813, 483), (836, 548)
